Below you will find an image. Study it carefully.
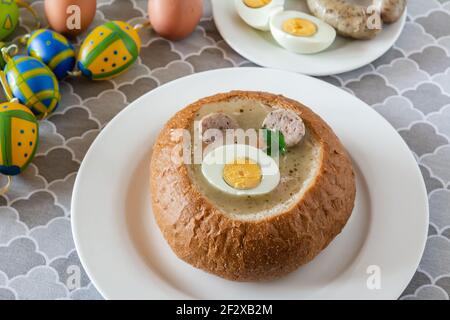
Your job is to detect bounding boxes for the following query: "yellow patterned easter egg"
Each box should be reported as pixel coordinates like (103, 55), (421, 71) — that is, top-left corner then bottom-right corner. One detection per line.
(78, 21), (141, 80)
(0, 102), (38, 176)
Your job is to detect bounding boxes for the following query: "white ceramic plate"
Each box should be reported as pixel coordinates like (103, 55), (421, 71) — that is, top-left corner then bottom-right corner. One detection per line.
(211, 0), (407, 76)
(71, 68), (428, 300)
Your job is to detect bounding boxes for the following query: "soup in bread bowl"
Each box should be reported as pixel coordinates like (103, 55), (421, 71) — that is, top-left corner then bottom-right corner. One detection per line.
(150, 91), (355, 281)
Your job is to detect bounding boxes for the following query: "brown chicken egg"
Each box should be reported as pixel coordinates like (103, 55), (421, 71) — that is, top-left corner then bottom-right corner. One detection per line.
(45, 0), (97, 37)
(148, 0), (203, 41)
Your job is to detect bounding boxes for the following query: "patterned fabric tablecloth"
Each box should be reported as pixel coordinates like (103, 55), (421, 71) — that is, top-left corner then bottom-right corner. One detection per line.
(0, 0), (449, 300)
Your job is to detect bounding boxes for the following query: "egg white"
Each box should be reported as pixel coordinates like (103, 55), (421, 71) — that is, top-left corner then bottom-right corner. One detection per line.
(234, 0), (285, 31)
(201, 144), (280, 196)
(270, 10), (336, 54)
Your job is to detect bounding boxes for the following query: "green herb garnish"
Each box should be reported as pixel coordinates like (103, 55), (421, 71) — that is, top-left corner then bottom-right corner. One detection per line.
(262, 129), (286, 156)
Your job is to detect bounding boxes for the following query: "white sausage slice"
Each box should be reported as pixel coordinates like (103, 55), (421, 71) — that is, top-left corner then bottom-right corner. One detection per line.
(199, 112), (239, 143)
(262, 109), (305, 147)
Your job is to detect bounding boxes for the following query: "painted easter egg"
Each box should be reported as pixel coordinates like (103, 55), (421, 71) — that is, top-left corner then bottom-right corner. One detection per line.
(78, 21), (141, 80)
(27, 29), (76, 79)
(0, 42), (6, 69)
(0, 0), (19, 41)
(0, 101), (38, 176)
(4, 55), (61, 119)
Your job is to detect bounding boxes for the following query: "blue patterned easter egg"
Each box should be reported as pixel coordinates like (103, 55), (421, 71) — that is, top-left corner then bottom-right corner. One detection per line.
(4, 55), (61, 119)
(0, 101), (38, 176)
(27, 29), (76, 80)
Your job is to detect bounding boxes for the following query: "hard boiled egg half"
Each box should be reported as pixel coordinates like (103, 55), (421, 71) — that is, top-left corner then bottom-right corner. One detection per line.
(270, 11), (336, 54)
(234, 0), (336, 54)
(234, 0), (285, 31)
(202, 144), (280, 196)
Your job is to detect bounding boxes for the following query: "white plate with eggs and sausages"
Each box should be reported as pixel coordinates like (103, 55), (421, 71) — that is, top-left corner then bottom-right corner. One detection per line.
(212, 0), (407, 76)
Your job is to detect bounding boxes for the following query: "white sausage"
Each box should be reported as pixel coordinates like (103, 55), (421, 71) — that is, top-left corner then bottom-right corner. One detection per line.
(199, 112), (239, 143)
(262, 109), (305, 147)
(381, 0), (406, 24)
(306, 0), (382, 40)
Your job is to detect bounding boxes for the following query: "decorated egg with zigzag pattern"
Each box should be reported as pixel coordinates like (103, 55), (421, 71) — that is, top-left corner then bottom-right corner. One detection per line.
(0, 102), (38, 176)
(3, 55), (61, 119)
(78, 21), (141, 81)
(27, 29), (76, 80)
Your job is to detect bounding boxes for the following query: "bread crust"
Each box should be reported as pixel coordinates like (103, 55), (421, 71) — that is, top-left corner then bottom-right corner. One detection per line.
(150, 91), (356, 281)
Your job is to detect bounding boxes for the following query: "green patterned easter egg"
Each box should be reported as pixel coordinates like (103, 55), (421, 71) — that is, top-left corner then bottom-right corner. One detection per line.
(0, 0), (19, 41)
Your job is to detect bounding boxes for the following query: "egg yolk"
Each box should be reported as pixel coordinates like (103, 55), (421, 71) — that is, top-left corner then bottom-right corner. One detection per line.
(243, 0), (272, 9)
(282, 18), (317, 37)
(223, 158), (262, 190)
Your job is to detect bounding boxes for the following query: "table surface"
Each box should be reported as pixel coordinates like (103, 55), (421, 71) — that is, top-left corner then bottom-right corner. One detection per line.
(0, 0), (449, 300)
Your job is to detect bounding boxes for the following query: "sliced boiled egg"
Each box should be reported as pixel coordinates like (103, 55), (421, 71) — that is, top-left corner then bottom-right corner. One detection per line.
(234, 0), (285, 31)
(270, 11), (336, 54)
(202, 144), (280, 196)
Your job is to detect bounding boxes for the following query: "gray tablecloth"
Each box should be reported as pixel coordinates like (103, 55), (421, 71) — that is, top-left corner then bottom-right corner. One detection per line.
(0, 0), (449, 300)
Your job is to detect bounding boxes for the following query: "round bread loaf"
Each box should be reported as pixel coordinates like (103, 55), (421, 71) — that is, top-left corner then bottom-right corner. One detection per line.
(150, 91), (356, 281)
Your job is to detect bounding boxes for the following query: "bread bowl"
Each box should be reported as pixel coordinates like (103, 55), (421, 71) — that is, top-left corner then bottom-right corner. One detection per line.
(150, 91), (356, 281)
